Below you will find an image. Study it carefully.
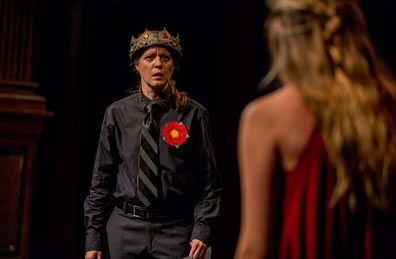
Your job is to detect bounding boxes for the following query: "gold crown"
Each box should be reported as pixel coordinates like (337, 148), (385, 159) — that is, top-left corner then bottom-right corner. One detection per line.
(129, 28), (183, 60)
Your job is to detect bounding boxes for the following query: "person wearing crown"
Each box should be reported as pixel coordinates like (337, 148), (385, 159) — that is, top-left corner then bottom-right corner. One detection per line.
(83, 28), (222, 259)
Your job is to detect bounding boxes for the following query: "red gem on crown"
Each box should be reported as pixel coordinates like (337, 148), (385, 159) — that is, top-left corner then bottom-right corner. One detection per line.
(163, 33), (169, 39)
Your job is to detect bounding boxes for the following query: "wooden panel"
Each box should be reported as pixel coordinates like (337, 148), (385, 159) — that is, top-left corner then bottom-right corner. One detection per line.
(0, 0), (35, 82)
(0, 148), (25, 256)
(0, 0), (52, 258)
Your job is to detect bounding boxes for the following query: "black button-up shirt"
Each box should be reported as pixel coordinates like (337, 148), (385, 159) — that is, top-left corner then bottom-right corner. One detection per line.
(84, 89), (222, 251)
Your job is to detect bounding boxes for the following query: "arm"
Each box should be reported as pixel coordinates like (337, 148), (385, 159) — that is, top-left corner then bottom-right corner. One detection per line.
(189, 110), (222, 258)
(234, 100), (282, 259)
(84, 108), (120, 253)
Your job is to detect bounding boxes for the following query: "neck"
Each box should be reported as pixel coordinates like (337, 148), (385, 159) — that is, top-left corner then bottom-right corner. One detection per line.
(141, 82), (169, 101)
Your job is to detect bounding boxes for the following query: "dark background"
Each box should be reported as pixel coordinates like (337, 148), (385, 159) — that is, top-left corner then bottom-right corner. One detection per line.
(29, 0), (396, 258)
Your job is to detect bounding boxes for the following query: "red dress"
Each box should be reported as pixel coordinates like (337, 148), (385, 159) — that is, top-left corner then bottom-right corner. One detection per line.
(279, 127), (394, 259)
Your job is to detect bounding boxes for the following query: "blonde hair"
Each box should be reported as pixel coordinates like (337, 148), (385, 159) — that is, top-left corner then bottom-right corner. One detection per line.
(265, 0), (396, 210)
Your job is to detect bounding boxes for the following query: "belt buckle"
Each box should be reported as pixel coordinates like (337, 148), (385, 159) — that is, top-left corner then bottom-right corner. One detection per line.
(133, 205), (149, 220)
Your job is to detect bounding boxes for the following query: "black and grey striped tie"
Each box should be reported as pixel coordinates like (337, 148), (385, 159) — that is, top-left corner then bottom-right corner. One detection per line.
(137, 102), (160, 207)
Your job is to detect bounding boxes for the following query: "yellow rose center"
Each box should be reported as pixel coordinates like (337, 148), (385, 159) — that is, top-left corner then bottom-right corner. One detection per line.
(170, 129), (179, 138)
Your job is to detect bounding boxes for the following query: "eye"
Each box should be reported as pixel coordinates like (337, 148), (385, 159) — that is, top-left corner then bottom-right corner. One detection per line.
(161, 55), (171, 61)
(144, 55), (154, 61)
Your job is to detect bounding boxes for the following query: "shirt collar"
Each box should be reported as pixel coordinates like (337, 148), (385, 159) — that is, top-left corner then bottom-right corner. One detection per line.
(137, 85), (171, 112)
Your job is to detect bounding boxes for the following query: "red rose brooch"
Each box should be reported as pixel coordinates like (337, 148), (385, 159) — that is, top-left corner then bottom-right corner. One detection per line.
(162, 121), (190, 148)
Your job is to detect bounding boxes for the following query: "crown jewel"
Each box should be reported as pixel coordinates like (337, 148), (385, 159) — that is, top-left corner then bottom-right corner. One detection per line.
(129, 28), (183, 60)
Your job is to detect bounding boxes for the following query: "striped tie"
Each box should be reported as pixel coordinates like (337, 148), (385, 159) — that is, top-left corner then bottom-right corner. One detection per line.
(137, 102), (160, 207)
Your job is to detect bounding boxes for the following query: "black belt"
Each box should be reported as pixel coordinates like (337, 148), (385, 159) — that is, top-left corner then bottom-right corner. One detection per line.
(115, 198), (188, 220)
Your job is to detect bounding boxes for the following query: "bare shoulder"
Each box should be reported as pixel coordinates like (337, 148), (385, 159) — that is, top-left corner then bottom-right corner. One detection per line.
(240, 85), (303, 132)
(240, 86), (316, 171)
(244, 85), (316, 171)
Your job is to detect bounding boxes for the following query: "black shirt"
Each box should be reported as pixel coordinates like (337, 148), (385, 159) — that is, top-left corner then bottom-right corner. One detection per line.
(84, 89), (222, 251)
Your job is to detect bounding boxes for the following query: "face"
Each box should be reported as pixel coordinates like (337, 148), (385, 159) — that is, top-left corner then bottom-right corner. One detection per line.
(135, 46), (175, 92)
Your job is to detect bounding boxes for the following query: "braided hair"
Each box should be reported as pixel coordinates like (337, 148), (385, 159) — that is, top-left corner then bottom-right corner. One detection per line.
(265, 0), (396, 211)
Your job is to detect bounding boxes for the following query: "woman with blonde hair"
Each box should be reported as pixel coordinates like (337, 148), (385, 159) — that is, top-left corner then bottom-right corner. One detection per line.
(234, 0), (396, 258)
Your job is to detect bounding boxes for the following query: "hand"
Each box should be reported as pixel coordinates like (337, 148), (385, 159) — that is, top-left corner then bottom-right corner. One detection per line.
(189, 239), (208, 259)
(85, 250), (102, 259)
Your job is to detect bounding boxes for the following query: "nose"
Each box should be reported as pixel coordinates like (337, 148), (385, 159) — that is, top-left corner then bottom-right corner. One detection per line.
(154, 56), (162, 67)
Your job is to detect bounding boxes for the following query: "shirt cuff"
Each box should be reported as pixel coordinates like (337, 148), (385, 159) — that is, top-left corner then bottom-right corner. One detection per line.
(190, 222), (210, 245)
(85, 231), (103, 252)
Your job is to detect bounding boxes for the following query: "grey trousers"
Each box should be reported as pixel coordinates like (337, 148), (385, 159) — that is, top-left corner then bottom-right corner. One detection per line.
(106, 206), (194, 259)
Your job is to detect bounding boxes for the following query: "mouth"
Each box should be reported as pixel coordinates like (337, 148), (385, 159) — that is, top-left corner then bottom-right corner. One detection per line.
(152, 72), (164, 78)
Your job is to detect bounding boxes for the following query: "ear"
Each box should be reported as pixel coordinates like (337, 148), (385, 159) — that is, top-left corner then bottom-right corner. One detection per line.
(135, 63), (140, 72)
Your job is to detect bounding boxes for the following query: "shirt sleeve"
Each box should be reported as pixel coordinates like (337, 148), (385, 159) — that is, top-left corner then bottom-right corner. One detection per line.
(190, 109), (223, 245)
(83, 108), (120, 251)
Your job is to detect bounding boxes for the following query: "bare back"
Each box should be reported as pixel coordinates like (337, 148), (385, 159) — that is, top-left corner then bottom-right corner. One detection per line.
(245, 85), (316, 172)
(235, 84), (316, 258)
(274, 86), (316, 172)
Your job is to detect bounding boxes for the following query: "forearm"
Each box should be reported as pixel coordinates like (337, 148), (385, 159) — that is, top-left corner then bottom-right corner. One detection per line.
(84, 168), (116, 250)
(190, 197), (221, 244)
(84, 190), (113, 251)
